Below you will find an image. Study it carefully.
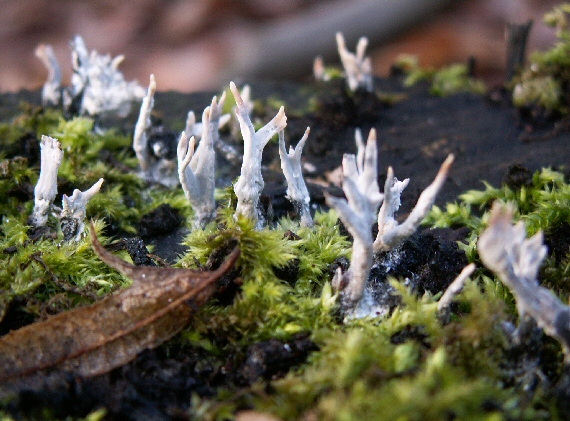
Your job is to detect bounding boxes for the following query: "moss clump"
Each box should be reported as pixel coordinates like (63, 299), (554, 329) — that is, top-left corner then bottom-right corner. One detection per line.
(393, 55), (486, 97)
(512, 3), (570, 114)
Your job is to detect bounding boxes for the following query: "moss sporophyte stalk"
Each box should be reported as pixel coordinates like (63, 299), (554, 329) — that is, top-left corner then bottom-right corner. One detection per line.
(3, 6), (570, 420)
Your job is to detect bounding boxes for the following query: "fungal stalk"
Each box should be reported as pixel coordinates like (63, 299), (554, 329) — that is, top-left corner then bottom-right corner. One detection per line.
(132, 75), (177, 187)
(35, 44), (62, 106)
(478, 202), (570, 356)
(60, 178), (104, 241)
(325, 129), (382, 308)
(65, 35), (145, 117)
(279, 127), (313, 227)
(373, 154), (454, 253)
(230, 81), (287, 226)
(133, 74), (156, 175)
(437, 263), (476, 323)
(178, 93), (226, 228)
(31, 136), (64, 227)
(336, 32), (373, 92)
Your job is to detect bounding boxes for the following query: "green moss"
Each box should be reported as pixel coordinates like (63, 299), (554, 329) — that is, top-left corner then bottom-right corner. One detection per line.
(511, 3), (570, 113)
(395, 55), (486, 97)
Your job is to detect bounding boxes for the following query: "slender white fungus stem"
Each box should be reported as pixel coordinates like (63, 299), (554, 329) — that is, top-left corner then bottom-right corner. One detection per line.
(325, 129), (382, 308)
(336, 32), (373, 92)
(31, 136), (63, 227)
(278, 127), (313, 227)
(230, 81), (287, 226)
(373, 154), (454, 253)
(35, 44), (62, 106)
(178, 93), (226, 228)
(60, 178), (104, 241)
(478, 202), (570, 357)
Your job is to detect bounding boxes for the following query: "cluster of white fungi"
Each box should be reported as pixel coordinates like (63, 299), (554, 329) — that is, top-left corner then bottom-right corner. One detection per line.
(32, 32), (570, 352)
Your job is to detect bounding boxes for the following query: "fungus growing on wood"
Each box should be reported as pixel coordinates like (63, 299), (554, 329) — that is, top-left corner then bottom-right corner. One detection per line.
(278, 127), (313, 227)
(336, 32), (373, 92)
(478, 202), (570, 356)
(31, 136), (63, 227)
(35, 44), (62, 107)
(373, 154), (454, 253)
(133, 75), (178, 187)
(59, 178), (104, 241)
(178, 93), (226, 228)
(230, 81), (287, 227)
(325, 129), (382, 309)
(64, 35), (145, 117)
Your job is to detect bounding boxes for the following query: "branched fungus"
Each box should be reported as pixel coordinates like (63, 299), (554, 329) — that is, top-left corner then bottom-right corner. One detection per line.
(373, 154), (454, 253)
(478, 202), (570, 356)
(278, 127), (313, 227)
(184, 101), (237, 164)
(336, 32), (373, 92)
(31, 136), (64, 227)
(325, 129), (382, 309)
(178, 93), (226, 228)
(65, 35), (145, 117)
(60, 178), (104, 241)
(230, 81), (287, 226)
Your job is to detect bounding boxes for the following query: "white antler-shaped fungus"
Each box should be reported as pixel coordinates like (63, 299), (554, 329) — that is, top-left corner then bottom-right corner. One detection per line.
(35, 44), (62, 106)
(60, 178), (104, 241)
(31, 136), (64, 227)
(230, 81), (287, 226)
(336, 32), (373, 92)
(279, 127), (313, 227)
(185, 103), (236, 164)
(325, 129), (383, 308)
(66, 35), (145, 117)
(373, 154), (454, 253)
(177, 93), (226, 228)
(478, 202), (570, 356)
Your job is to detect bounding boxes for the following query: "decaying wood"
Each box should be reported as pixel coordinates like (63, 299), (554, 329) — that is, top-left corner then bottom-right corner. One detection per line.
(0, 223), (239, 382)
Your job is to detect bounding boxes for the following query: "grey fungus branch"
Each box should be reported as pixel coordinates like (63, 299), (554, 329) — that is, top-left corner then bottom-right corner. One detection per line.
(31, 136), (63, 228)
(60, 178), (104, 242)
(478, 202), (570, 357)
(133, 74), (157, 176)
(279, 127), (313, 227)
(325, 128), (382, 310)
(177, 93), (226, 228)
(336, 32), (373, 92)
(66, 36), (145, 117)
(231, 81), (287, 226)
(35, 44), (62, 107)
(373, 154), (454, 253)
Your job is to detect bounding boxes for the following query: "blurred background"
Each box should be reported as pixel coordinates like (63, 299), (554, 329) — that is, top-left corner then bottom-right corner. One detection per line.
(0, 0), (561, 93)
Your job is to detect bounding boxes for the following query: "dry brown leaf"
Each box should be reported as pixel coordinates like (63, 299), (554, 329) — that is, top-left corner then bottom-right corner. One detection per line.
(0, 223), (239, 382)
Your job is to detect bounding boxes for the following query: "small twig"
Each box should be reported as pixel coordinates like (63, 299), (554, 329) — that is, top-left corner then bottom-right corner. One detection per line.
(505, 20), (533, 81)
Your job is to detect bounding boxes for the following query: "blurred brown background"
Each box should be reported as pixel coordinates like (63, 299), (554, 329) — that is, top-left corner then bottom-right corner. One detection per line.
(0, 0), (561, 93)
